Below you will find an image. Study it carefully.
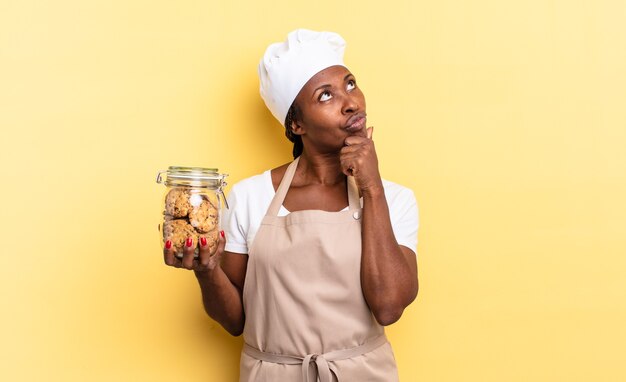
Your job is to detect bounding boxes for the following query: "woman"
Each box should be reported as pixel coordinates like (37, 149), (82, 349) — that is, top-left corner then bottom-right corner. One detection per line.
(164, 29), (419, 381)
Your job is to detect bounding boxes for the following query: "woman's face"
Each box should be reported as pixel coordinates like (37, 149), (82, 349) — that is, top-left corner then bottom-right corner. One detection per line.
(291, 65), (367, 153)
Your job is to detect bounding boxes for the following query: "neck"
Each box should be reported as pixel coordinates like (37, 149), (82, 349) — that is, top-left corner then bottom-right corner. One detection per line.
(296, 150), (345, 186)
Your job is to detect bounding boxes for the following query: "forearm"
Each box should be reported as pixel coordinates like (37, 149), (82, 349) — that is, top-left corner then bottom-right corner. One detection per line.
(194, 267), (245, 336)
(360, 187), (418, 325)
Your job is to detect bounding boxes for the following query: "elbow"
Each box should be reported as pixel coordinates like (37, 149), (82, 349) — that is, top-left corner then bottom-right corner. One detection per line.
(223, 319), (245, 337)
(226, 326), (244, 337)
(406, 277), (419, 304)
(372, 285), (419, 326)
(226, 315), (246, 337)
(206, 310), (245, 337)
(373, 307), (404, 326)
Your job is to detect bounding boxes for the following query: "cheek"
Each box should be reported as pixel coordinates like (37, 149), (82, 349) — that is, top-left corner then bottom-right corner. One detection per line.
(303, 106), (338, 128)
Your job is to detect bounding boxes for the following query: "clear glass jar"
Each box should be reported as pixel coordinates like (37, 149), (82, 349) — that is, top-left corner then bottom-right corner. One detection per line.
(156, 166), (228, 258)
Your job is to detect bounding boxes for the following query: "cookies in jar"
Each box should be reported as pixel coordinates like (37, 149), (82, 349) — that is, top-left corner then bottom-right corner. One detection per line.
(157, 167), (227, 258)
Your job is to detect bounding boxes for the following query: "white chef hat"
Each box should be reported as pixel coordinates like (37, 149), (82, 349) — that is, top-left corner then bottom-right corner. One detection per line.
(258, 29), (346, 125)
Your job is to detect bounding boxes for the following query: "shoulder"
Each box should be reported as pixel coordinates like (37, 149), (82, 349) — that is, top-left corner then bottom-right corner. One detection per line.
(226, 172), (270, 212)
(231, 171), (269, 193)
(229, 170), (275, 200)
(223, 171), (275, 254)
(381, 179), (416, 206)
(269, 162), (291, 190)
(230, 162), (291, 197)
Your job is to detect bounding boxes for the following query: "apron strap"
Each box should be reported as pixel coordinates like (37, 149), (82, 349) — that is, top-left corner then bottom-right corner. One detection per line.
(347, 176), (360, 211)
(243, 335), (388, 382)
(267, 157), (300, 216)
(267, 156), (362, 216)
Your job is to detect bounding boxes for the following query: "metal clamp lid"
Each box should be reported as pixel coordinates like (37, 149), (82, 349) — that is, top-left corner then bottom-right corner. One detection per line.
(156, 166), (229, 209)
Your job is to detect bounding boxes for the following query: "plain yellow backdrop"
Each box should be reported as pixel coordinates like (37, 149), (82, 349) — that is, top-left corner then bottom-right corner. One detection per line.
(2, 0), (625, 381)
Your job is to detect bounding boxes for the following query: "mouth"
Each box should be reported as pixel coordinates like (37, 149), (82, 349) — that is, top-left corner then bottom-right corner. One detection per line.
(344, 113), (367, 134)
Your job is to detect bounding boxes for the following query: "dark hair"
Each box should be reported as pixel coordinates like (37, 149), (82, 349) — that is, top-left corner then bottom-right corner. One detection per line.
(284, 103), (303, 159)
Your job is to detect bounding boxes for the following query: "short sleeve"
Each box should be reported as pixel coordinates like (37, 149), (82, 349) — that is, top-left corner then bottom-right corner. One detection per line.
(388, 187), (419, 258)
(222, 184), (249, 254)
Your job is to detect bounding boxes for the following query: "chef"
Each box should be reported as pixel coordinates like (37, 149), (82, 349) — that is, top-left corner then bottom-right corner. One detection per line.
(164, 28), (419, 381)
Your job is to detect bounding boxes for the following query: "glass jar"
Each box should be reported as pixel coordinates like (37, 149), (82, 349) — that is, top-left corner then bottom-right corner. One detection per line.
(156, 166), (228, 258)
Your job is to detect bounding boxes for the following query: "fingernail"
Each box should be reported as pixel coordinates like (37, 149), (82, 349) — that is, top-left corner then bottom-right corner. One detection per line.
(220, 230), (225, 238)
(200, 237), (207, 246)
(186, 237), (193, 247)
(165, 240), (172, 249)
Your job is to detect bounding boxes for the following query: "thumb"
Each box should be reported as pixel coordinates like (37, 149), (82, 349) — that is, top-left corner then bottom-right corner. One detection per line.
(367, 126), (373, 140)
(216, 230), (226, 255)
(207, 230), (226, 270)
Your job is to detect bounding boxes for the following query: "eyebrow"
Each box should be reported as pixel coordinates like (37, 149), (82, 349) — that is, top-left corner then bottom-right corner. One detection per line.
(311, 73), (354, 99)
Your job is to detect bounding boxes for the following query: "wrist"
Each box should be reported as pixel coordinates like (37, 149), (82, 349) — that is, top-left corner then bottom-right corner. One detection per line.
(194, 267), (220, 283)
(361, 181), (384, 198)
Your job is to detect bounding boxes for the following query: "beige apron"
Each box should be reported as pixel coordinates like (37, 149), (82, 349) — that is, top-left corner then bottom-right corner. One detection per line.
(239, 157), (399, 382)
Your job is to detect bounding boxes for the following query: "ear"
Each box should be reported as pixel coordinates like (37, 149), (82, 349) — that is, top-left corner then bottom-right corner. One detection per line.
(290, 118), (305, 136)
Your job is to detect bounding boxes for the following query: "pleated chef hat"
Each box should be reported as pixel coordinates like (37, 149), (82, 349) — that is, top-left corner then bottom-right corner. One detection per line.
(258, 29), (346, 125)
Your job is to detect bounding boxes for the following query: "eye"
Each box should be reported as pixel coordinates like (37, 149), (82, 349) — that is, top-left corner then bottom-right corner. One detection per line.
(319, 90), (332, 102)
(347, 79), (356, 91)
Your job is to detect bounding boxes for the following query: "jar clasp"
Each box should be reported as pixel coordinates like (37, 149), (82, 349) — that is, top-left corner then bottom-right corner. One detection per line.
(156, 170), (166, 184)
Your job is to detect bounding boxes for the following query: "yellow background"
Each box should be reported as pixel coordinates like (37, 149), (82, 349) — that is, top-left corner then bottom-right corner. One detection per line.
(2, 0), (625, 381)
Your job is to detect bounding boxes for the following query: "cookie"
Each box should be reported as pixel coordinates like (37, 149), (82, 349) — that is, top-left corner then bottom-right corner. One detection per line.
(165, 189), (191, 218)
(189, 198), (218, 233)
(163, 219), (198, 255)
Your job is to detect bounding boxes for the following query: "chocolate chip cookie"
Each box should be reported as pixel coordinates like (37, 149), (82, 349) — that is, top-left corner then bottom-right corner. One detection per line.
(189, 198), (218, 233)
(164, 189), (191, 218)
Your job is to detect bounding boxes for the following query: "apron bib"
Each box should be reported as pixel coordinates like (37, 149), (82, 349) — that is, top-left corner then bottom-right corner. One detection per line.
(240, 157), (398, 382)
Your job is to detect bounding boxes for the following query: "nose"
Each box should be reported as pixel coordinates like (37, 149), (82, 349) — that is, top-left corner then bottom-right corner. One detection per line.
(341, 93), (360, 115)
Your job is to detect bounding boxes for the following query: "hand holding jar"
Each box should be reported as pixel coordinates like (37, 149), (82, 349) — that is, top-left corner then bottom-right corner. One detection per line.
(163, 229), (226, 271)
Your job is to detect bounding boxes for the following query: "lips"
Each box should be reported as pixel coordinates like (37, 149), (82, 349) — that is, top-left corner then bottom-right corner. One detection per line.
(344, 113), (367, 134)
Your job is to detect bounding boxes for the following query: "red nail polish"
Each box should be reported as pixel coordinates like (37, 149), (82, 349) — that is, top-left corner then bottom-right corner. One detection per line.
(200, 237), (207, 246)
(165, 240), (172, 249)
(220, 230), (225, 238)
(186, 237), (193, 247)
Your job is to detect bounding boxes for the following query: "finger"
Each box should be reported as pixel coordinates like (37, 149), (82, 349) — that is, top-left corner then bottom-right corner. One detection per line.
(208, 231), (226, 270)
(163, 240), (180, 267)
(216, 230), (226, 254)
(197, 233), (216, 268)
(367, 126), (373, 139)
(344, 135), (368, 146)
(340, 144), (361, 155)
(181, 237), (197, 270)
(340, 150), (360, 163)
(340, 158), (357, 177)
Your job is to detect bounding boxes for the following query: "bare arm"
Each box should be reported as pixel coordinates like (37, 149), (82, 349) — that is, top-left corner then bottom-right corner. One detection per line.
(164, 233), (248, 336)
(360, 189), (418, 325)
(340, 127), (419, 325)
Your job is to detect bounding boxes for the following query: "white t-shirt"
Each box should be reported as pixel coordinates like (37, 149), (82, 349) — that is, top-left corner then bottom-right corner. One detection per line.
(223, 170), (419, 257)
